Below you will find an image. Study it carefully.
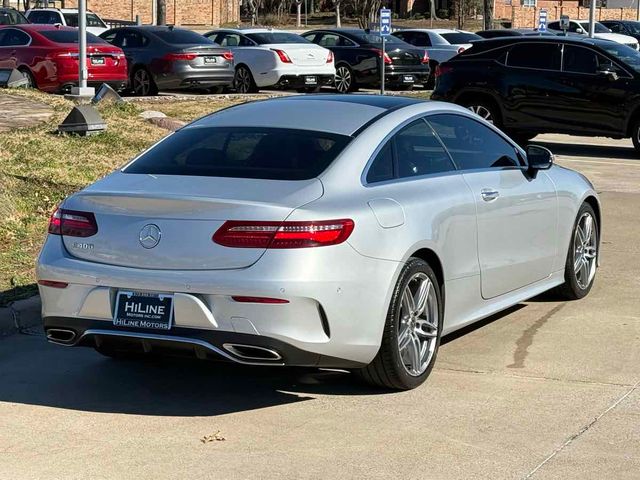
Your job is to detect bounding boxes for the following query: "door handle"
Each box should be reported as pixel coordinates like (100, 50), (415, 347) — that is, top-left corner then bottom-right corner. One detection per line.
(481, 189), (500, 202)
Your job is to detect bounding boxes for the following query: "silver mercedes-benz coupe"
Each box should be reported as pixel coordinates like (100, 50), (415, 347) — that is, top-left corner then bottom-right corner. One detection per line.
(37, 95), (600, 390)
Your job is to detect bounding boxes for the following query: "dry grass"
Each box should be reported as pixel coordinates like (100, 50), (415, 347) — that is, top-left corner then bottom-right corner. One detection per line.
(0, 90), (248, 305)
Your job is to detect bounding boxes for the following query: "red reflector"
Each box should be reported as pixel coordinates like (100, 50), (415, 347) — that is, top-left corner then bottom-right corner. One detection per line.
(213, 219), (355, 249)
(222, 51), (234, 61)
(326, 50), (334, 63)
(163, 52), (198, 61)
(232, 296), (289, 304)
(48, 208), (98, 237)
(271, 49), (292, 63)
(38, 280), (69, 289)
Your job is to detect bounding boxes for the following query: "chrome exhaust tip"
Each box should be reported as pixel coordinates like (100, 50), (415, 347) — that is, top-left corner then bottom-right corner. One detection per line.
(46, 328), (77, 345)
(222, 343), (282, 361)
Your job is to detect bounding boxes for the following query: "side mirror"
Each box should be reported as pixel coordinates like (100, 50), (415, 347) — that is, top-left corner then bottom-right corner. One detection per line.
(527, 145), (554, 170)
(576, 27), (585, 34)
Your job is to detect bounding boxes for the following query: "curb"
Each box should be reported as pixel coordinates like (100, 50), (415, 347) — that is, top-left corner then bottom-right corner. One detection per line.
(0, 295), (42, 338)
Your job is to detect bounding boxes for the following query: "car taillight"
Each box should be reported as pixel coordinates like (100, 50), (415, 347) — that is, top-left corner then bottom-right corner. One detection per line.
(232, 296), (289, 304)
(435, 65), (452, 78)
(370, 48), (392, 65)
(421, 50), (429, 64)
(457, 46), (466, 54)
(163, 52), (198, 61)
(222, 51), (234, 61)
(326, 50), (334, 63)
(48, 208), (98, 237)
(271, 49), (292, 63)
(213, 219), (354, 249)
(54, 52), (79, 58)
(38, 280), (69, 289)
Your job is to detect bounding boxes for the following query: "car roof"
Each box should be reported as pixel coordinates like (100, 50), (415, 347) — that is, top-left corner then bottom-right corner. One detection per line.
(5, 24), (77, 32)
(213, 28), (291, 34)
(189, 95), (427, 136)
(471, 35), (617, 48)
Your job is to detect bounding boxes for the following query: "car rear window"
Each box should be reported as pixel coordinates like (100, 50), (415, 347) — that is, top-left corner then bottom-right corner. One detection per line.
(63, 13), (107, 28)
(39, 30), (107, 44)
(245, 32), (309, 44)
(440, 32), (482, 44)
(124, 127), (352, 180)
(0, 9), (29, 25)
(153, 29), (215, 44)
(355, 32), (403, 44)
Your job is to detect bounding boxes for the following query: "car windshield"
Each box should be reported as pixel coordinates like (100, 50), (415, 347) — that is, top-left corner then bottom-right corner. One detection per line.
(0, 9), (28, 25)
(600, 42), (640, 72)
(153, 28), (215, 44)
(623, 21), (640, 34)
(40, 30), (107, 44)
(355, 32), (403, 44)
(579, 22), (611, 34)
(124, 127), (352, 180)
(63, 13), (107, 28)
(440, 32), (482, 44)
(245, 32), (309, 44)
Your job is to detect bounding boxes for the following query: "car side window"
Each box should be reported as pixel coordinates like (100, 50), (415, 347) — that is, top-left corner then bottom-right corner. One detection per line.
(238, 35), (255, 46)
(0, 28), (29, 46)
(507, 43), (561, 70)
(607, 23), (621, 33)
(101, 31), (117, 44)
(218, 33), (240, 47)
(395, 120), (456, 178)
(318, 33), (354, 47)
(563, 45), (599, 74)
(428, 114), (521, 170)
(120, 31), (146, 48)
(366, 141), (394, 183)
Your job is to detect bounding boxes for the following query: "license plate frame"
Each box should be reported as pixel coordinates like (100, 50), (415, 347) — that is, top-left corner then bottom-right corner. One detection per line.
(113, 291), (174, 331)
(304, 75), (318, 85)
(203, 56), (217, 64)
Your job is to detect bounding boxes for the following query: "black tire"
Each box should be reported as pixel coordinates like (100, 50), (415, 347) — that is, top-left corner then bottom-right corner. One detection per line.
(556, 202), (599, 300)
(131, 67), (158, 96)
(632, 120), (640, 153)
(424, 61), (438, 89)
(234, 65), (258, 94)
(17, 67), (37, 89)
(459, 96), (502, 128)
(334, 63), (357, 93)
(356, 258), (443, 390)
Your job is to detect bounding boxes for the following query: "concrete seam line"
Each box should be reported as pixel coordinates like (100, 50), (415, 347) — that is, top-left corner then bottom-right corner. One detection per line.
(523, 379), (640, 479)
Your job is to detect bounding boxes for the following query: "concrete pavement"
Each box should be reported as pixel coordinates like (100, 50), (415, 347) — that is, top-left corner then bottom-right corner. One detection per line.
(0, 134), (638, 479)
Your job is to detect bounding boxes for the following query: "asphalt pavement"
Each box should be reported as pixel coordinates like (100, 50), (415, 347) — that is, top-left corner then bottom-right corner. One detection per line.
(1, 134), (638, 480)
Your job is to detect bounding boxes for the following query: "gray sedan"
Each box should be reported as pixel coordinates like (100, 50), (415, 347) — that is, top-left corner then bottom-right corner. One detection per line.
(37, 95), (600, 390)
(100, 26), (235, 95)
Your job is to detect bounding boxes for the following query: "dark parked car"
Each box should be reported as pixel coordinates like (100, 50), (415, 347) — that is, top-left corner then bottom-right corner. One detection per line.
(99, 26), (234, 96)
(302, 29), (430, 92)
(432, 36), (640, 151)
(0, 7), (29, 25)
(601, 20), (640, 43)
(475, 29), (558, 39)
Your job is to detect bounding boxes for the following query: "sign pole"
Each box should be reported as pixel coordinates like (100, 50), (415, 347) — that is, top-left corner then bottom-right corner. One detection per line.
(588, 0), (596, 38)
(379, 8), (391, 96)
(79, 0), (88, 90)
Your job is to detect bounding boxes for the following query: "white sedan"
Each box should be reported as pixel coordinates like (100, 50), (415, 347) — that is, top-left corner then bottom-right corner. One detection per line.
(204, 28), (336, 93)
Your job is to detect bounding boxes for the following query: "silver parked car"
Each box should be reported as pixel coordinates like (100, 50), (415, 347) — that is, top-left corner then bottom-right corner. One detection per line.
(37, 95), (600, 390)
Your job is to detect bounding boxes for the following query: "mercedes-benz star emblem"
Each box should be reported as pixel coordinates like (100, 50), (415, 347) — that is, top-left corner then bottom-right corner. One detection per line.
(139, 224), (161, 249)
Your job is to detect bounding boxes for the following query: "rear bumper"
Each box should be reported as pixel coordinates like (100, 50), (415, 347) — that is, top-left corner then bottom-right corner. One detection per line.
(155, 69), (235, 89)
(43, 317), (365, 368)
(385, 69), (430, 86)
(58, 80), (128, 93)
(275, 74), (334, 89)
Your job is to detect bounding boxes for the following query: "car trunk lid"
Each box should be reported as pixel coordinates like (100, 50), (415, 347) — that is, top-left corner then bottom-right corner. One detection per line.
(270, 43), (329, 66)
(61, 172), (323, 270)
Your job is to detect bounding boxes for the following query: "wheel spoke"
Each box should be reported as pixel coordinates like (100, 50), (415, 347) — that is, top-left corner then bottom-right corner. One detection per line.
(413, 278), (431, 317)
(574, 255), (584, 273)
(398, 326), (412, 352)
(583, 215), (593, 244)
(580, 260), (590, 284)
(415, 319), (438, 338)
(408, 333), (421, 373)
(576, 225), (585, 245)
(402, 287), (416, 317)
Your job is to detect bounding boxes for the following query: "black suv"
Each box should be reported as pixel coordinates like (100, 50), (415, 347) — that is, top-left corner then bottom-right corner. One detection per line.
(432, 36), (640, 150)
(302, 29), (430, 93)
(0, 7), (29, 25)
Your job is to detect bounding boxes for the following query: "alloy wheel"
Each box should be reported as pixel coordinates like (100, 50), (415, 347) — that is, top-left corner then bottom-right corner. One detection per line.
(397, 272), (439, 376)
(235, 67), (251, 94)
(335, 66), (352, 93)
(573, 212), (598, 290)
(133, 69), (151, 96)
(467, 105), (494, 124)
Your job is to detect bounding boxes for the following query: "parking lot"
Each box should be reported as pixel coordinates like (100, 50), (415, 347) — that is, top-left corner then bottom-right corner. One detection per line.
(1, 132), (638, 479)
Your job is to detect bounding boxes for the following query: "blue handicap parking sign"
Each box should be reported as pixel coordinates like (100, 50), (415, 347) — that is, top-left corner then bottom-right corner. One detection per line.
(380, 8), (391, 36)
(538, 9), (548, 32)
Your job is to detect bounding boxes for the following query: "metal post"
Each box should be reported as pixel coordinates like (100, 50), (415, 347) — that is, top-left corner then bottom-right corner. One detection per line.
(588, 0), (596, 38)
(380, 37), (385, 95)
(304, 0), (308, 27)
(78, 0), (87, 89)
(296, 0), (301, 27)
(636, 0), (639, 22)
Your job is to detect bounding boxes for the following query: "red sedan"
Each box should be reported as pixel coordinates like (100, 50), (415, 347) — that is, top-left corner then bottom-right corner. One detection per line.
(0, 24), (127, 93)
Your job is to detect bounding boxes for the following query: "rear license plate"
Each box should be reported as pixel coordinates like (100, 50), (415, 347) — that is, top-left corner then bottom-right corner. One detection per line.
(203, 56), (217, 64)
(91, 56), (105, 65)
(403, 75), (415, 83)
(304, 75), (318, 85)
(113, 291), (174, 330)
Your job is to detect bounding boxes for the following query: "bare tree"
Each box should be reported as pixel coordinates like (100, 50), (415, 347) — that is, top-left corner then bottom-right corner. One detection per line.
(157, 0), (166, 25)
(482, 0), (492, 30)
(348, 0), (383, 29)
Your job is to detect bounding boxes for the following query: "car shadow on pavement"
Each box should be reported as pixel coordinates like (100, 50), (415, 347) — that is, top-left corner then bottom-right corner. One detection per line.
(535, 141), (638, 161)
